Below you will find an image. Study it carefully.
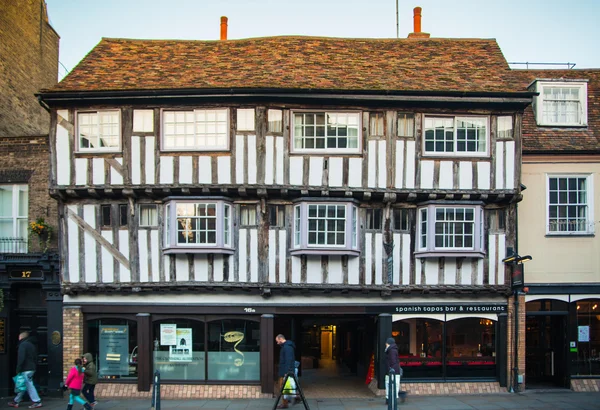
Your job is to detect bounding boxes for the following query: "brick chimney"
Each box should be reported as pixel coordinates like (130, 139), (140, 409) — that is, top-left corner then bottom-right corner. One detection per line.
(408, 7), (430, 38)
(220, 16), (228, 40)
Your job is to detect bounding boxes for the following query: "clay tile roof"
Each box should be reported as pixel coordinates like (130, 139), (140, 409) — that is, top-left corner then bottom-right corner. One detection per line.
(512, 69), (600, 154)
(44, 36), (522, 94)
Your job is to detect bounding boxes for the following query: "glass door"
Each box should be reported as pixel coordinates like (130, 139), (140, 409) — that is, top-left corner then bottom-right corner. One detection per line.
(526, 315), (567, 387)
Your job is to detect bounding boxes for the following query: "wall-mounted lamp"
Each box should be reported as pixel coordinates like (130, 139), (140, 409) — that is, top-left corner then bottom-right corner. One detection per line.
(502, 254), (532, 264)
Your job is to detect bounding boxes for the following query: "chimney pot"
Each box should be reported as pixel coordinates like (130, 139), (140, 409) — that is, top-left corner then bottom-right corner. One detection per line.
(407, 6), (430, 38)
(220, 16), (228, 41)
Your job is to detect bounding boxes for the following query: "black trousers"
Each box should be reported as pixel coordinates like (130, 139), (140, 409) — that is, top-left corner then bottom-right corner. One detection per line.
(82, 384), (96, 403)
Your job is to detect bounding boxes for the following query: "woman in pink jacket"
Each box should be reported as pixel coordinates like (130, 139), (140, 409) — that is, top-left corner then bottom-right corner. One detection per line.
(64, 359), (93, 410)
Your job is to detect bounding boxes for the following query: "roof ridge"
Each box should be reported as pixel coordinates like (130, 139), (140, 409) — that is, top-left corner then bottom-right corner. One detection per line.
(99, 35), (498, 43)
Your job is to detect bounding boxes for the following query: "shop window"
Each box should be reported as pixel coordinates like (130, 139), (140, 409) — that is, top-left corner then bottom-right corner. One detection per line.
(393, 319), (443, 379)
(152, 319), (205, 381)
(445, 318), (496, 378)
(573, 299), (600, 376)
(86, 319), (138, 380)
(207, 319), (260, 381)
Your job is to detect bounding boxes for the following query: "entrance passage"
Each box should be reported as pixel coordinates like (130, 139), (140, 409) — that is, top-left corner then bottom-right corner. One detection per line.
(525, 314), (568, 389)
(275, 315), (376, 398)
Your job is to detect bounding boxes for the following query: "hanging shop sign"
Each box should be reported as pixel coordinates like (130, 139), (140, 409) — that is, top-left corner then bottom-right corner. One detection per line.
(99, 325), (129, 377)
(369, 304), (507, 314)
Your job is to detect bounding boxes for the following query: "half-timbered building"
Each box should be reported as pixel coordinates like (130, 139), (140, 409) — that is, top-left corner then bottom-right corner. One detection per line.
(38, 15), (533, 398)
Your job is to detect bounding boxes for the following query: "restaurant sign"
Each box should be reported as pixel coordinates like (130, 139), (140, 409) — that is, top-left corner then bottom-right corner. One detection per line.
(369, 304), (507, 314)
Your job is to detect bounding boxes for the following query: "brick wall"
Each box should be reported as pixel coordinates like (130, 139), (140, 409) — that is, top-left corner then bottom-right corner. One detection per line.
(572, 379), (600, 392)
(95, 383), (271, 399)
(0, 0), (59, 139)
(506, 293), (526, 391)
(63, 306), (84, 379)
(368, 378), (506, 396)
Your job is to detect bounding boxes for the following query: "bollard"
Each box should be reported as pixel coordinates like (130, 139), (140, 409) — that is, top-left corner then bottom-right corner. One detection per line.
(151, 370), (161, 410)
(387, 369), (397, 410)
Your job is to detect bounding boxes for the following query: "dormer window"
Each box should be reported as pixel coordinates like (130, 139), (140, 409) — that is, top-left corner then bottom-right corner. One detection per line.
(533, 81), (588, 127)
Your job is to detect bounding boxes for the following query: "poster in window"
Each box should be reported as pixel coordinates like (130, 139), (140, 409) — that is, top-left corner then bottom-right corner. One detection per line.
(160, 323), (177, 346)
(169, 328), (192, 362)
(578, 326), (590, 342)
(99, 325), (129, 376)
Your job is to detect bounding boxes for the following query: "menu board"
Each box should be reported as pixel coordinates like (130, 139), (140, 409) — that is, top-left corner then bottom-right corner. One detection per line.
(99, 325), (129, 376)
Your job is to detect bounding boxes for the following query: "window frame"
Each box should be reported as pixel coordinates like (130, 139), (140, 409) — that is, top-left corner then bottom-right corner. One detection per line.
(422, 115), (489, 157)
(290, 110), (362, 154)
(0, 184), (28, 251)
(161, 108), (230, 152)
(291, 200), (360, 256)
(139, 204), (159, 228)
(546, 174), (594, 236)
(163, 198), (234, 254)
(76, 110), (122, 153)
(416, 203), (485, 258)
(534, 81), (588, 127)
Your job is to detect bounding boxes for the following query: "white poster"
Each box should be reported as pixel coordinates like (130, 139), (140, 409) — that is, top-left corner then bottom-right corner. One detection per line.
(169, 328), (193, 362)
(160, 324), (177, 346)
(578, 326), (590, 342)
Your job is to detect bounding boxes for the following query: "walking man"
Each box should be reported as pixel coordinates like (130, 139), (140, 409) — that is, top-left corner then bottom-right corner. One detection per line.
(385, 337), (401, 405)
(275, 334), (295, 409)
(8, 331), (43, 408)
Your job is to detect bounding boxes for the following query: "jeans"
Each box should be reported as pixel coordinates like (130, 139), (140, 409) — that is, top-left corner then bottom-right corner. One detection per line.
(14, 370), (41, 403)
(82, 383), (96, 403)
(385, 374), (401, 400)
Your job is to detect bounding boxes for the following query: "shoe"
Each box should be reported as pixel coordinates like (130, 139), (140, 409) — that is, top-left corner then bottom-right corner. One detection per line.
(8, 402), (19, 408)
(385, 398), (388, 404)
(91, 402), (98, 406)
(276, 405), (288, 409)
(28, 403), (42, 409)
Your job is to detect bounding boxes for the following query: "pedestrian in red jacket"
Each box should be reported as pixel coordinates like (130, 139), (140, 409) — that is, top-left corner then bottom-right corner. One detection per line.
(64, 359), (93, 410)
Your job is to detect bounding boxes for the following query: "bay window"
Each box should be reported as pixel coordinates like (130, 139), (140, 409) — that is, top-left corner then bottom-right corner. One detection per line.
(424, 116), (488, 156)
(292, 200), (359, 256)
(163, 198), (233, 254)
(292, 111), (360, 153)
(416, 204), (484, 258)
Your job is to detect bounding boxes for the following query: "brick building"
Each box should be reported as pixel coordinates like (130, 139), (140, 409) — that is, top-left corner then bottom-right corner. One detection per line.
(0, 0), (61, 398)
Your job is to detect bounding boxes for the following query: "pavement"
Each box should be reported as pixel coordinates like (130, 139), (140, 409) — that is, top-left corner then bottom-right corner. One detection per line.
(1, 391), (600, 410)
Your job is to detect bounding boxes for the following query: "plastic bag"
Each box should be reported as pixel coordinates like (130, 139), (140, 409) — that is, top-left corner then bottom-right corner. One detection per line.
(282, 376), (296, 397)
(13, 373), (26, 393)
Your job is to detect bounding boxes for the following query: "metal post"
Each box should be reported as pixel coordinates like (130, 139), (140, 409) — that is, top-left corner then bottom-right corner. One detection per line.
(387, 369), (397, 410)
(151, 370), (160, 410)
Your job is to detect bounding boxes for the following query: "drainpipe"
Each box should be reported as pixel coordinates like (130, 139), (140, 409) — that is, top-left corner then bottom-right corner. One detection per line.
(513, 203), (520, 393)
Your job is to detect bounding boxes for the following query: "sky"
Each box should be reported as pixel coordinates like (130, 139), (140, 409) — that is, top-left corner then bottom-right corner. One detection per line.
(45, 0), (600, 80)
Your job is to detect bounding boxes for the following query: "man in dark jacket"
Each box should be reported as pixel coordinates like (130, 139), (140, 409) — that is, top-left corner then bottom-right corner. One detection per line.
(82, 353), (98, 406)
(275, 334), (295, 409)
(384, 337), (402, 405)
(8, 331), (42, 408)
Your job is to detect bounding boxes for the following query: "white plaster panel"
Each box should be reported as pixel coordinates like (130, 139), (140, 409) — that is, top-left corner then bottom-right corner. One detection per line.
(265, 136), (274, 185)
(393, 233), (401, 285)
(438, 161), (453, 190)
(415, 259), (423, 285)
(495, 141), (504, 189)
(395, 140), (405, 189)
(175, 255), (189, 282)
(348, 158), (362, 188)
(268, 230), (276, 283)
(275, 136), (284, 185)
(238, 229), (248, 282)
(378, 140), (387, 188)
(163, 256), (170, 282)
(194, 256), (209, 282)
(179, 156), (193, 184)
(150, 230), (160, 282)
(497, 234), (506, 285)
(460, 260), (472, 285)
(75, 158), (87, 186)
(92, 158), (104, 185)
(138, 232), (148, 282)
(365, 233), (373, 285)
(309, 157), (323, 186)
(424, 259), (438, 285)
(247, 134), (257, 184)
(348, 254), (359, 285)
(477, 259), (484, 285)
(488, 234), (497, 285)
(278, 230), (287, 283)
(250, 229), (258, 282)
(306, 256), (322, 284)
(56, 112), (71, 185)
(420, 160), (434, 189)
(83, 205), (96, 283)
(131, 136), (141, 185)
(289, 157), (303, 186)
(110, 158), (124, 185)
(101, 231), (114, 283)
(477, 162), (491, 190)
(459, 161), (473, 190)
(133, 109), (154, 132)
(405, 141), (416, 189)
(328, 157), (343, 187)
(217, 156), (231, 184)
(291, 255), (301, 284)
(159, 156), (174, 184)
(402, 234), (411, 286)
(367, 140), (377, 188)
(236, 135), (245, 184)
(213, 255), (224, 282)
(505, 141), (515, 190)
(118, 230), (131, 282)
(444, 258), (457, 285)
(145, 137), (156, 185)
(198, 156), (212, 184)
(374, 233), (383, 285)
(328, 256), (342, 284)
